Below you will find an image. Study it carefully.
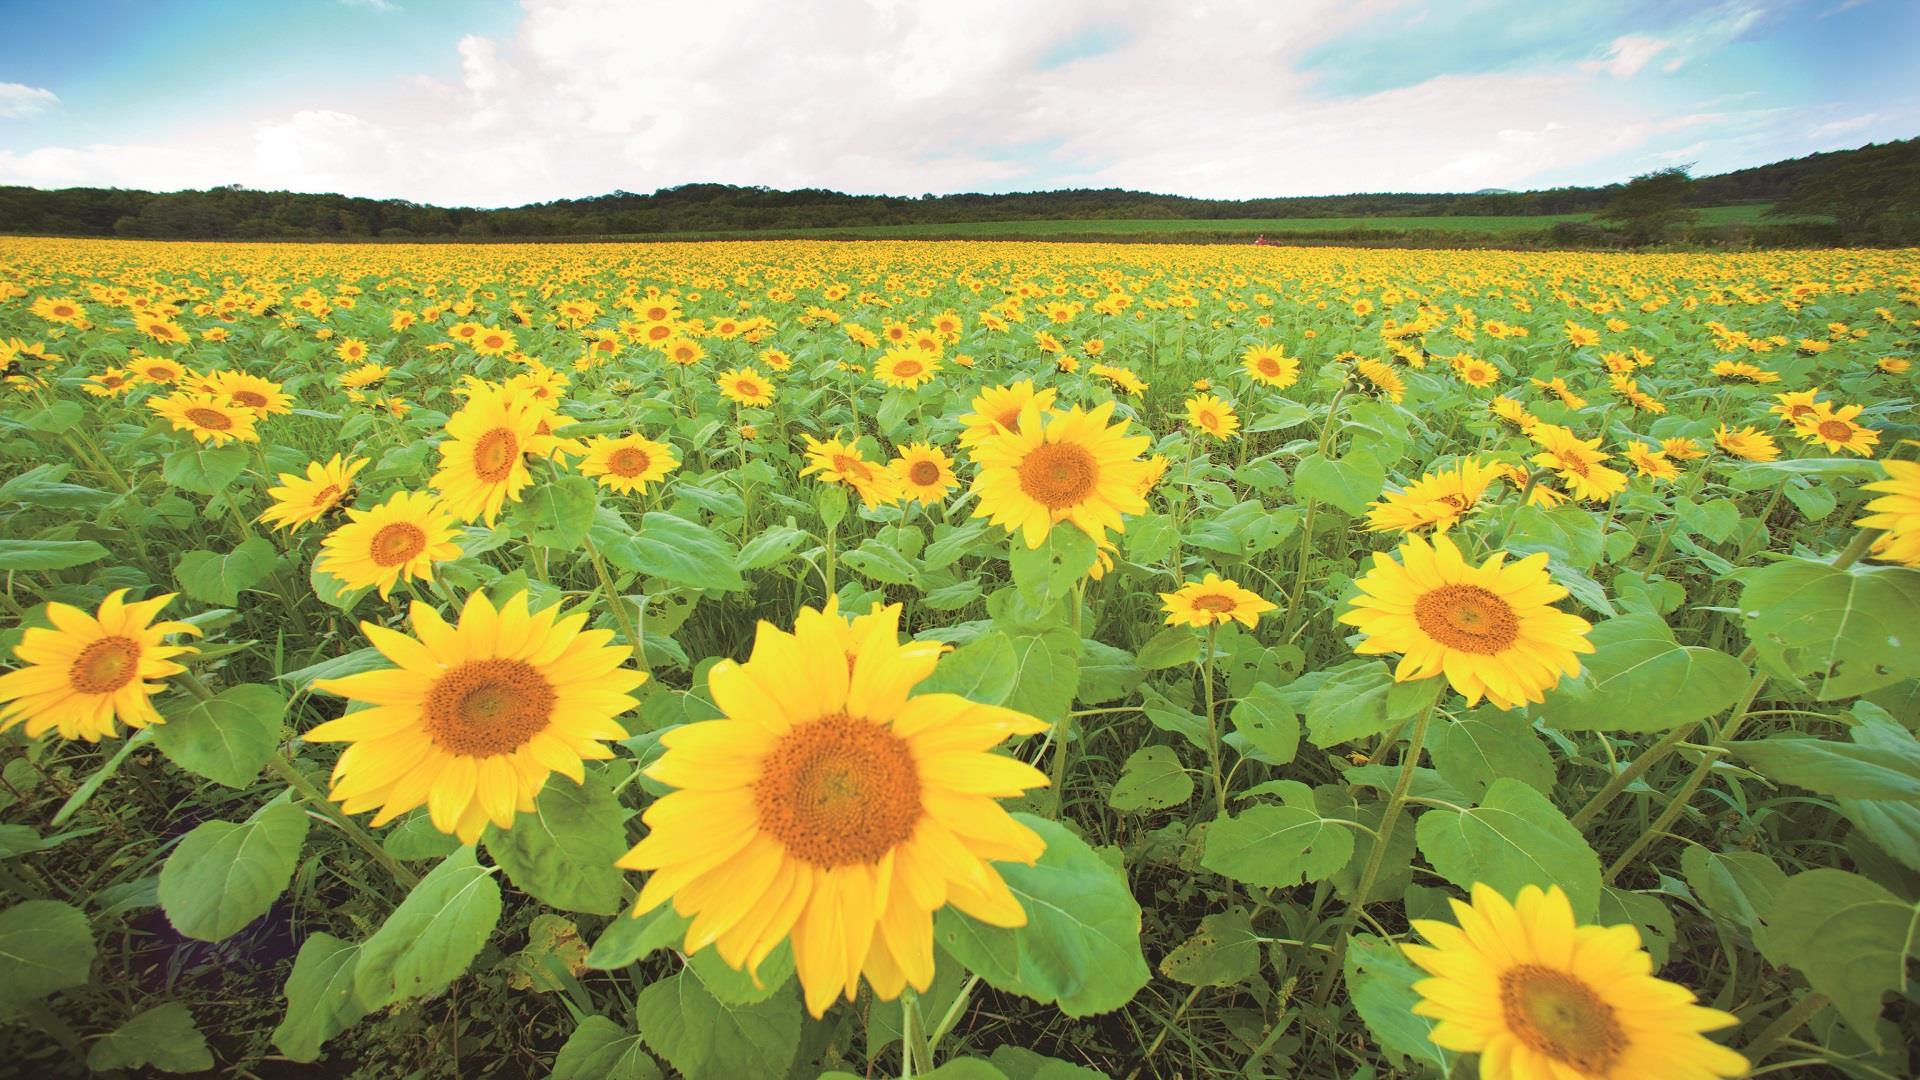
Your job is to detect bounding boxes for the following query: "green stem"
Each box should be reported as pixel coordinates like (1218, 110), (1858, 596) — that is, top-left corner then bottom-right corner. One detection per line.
(1201, 623), (1226, 819)
(899, 990), (933, 1077)
(1743, 992), (1829, 1065)
(267, 750), (419, 889)
(583, 533), (650, 679)
(1048, 576), (1088, 817)
(924, 974), (978, 1055)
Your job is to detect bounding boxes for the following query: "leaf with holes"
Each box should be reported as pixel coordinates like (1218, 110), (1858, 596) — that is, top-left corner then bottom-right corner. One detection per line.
(1202, 803), (1356, 889)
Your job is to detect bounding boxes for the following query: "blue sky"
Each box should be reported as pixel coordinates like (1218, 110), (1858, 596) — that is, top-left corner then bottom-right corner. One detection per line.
(1, 0), (1914, 205)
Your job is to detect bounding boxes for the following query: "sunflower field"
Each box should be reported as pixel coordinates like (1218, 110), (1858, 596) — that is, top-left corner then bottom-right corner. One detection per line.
(1, 236), (1917, 1079)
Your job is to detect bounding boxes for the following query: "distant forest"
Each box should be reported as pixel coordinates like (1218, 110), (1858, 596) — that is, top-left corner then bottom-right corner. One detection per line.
(0, 138), (1913, 244)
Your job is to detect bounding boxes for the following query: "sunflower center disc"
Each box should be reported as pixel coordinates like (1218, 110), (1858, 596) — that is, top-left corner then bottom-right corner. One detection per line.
(894, 360), (923, 378)
(69, 636), (141, 694)
(909, 461), (941, 486)
(185, 407), (233, 431)
(1500, 965), (1627, 1073)
(370, 522), (428, 566)
(607, 448), (651, 477)
(1018, 442), (1099, 509)
(472, 428), (520, 483)
(993, 408), (1021, 431)
(424, 659), (556, 755)
(754, 713), (922, 867)
(1413, 584), (1520, 654)
(1818, 420), (1851, 441)
(313, 484), (343, 510)
(1192, 593), (1238, 613)
(231, 390), (268, 408)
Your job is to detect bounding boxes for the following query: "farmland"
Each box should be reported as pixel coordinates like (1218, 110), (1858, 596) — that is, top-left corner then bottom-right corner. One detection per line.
(0, 236), (1916, 1079)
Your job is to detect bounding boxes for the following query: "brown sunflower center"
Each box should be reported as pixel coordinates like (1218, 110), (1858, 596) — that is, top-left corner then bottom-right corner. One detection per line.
(422, 659), (556, 756)
(753, 713), (922, 867)
(892, 359), (924, 378)
(1017, 442), (1098, 510)
(1553, 452), (1591, 478)
(1817, 420), (1851, 441)
(185, 407), (233, 431)
(1500, 965), (1627, 1074)
(230, 390), (268, 408)
(1257, 356), (1281, 376)
(1198, 410), (1221, 431)
(68, 636), (141, 695)
(733, 379), (761, 397)
(831, 454), (874, 483)
(1787, 403), (1814, 419)
(1413, 584), (1520, 654)
(607, 447), (651, 478)
(1191, 593), (1238, 613)
(313, 484), (344, 509)
(908, 460), (941, 486)
(993, 408), (1021, 431)
(369, 522), (428, 566)
(471, 428), (520, 483)
(482, 334), (505, 349)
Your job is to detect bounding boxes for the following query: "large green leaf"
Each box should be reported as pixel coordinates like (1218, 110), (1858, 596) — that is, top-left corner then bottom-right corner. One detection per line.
(1293, 447), (1385, 517)
(1227, 682), (1299, 765)
(1414, 779), (1602, 919)
(354, 846), (503, 1009)
(1737, 558), (1920, 699)
(917, 630), (1018, 705)
(158, 800), (309, 942)
(1503, 505), (1604, 571)
(175, 537), (278, 605)
(162, 443), (249, 494)
(1001, 624), (1080, 723)
(1008, 527), (1095, 607)
(1731, 709), (1920, 800)
(0, 539), (109, 572)
(271, 933), (367, 1063)
(151, 682), (284, 788)
(1108, 745), (1193, 812)
(1345, 934), (1456, 1076)
(587, 904), (692, 970)
(0, 900), (95, 1017)
(1427, 709), (1554, 800)
(484, 772), (627, 915)
(552, 1015), (662, 1080)
(1758, 868), (1919, 1051)
(1286, 660), (1440, 748)
(1202, 803), (1355, 889)
(86, 1002), (214, 1074)
(634, 969), (801, 1080)
(1681, 847), (1786, 934)
(603, 512), (744, 592)
(936, 814), (1148, 1016)
(516, 474), (599, 551)
(1539, 614), (1750, 733)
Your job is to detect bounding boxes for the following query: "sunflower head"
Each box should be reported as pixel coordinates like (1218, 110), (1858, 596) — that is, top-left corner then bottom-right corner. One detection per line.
(1160, 573), (1276, 628)
(0, 590), (202, 742)
(970, 401), (1154, 549)
(580, 433), (679, 495)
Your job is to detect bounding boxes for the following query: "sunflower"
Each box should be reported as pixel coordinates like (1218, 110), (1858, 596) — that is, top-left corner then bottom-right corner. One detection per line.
(1711, 359), (1780, 384)
(1530, 376), (1584, 408)
(875, 348), (940, 389)
(84, 367), (134, 398)
(971, 401), (1154, 548)
(133, 356), (186, 385)
(0, 590), (201, 742)
(316, 490), (463, 599)
(614, 600), (1048, 1017)
(149, 392), (260, 445)
(1624, 443), (1679, 482)
(136, 315), (188, 346)
(1661, 437), (1707, 461)
(579, 434), (679, 495)
(661, 337), (705, 367)
(1490, 396), (1538, 433)
(1160, 574), (1276, 629)
(1241, 344), (1299, 388)
(1366, 458), (1499, 535)
(1768, 389), (1821, 424)
(1564, 322), (1600, 348)
(1184, 393), (1240, 440)
(957, 381), (1058, 448)
(1403, 883), (1746, 1080)
(341, 363), (391, 390)
(31, 296), (87, 326)
(1456, 357), (1500, 388)
(210, 370), (294, 415)
(1091, 363), (1147, 396)
(336, 338), (370, 364)
(470, 326), (518, 356)
(431, 381), (554, 525)
(1338, 533), (1593, 710)
(1858, 459), (1920, 566)
(260, 454), (367, 532)
(1792, 403), (1879, 456)
(1529, 425), (1628, 502)
(1713, 425), (1779, 462)
(717, 366), (775, 407)
(1353, 358), (1407, 403)
(891, 443), (958, 504)
(308, 591), (645, 843)
(801, 435), (901, 509)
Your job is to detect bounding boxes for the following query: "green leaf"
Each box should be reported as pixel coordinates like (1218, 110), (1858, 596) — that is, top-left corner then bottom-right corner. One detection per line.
(1001, 624), (1080, 723)
(923, 522), (990, 571)
(162, 443), (249, 494)
(272, 933), (368, 1063)
(86, 1002), (213, 1074)
(1202, 804), (1355, 889)
(1075, 639), (1142, 705)
(1681, 847), (1786, 934)
(586, 904), (692, 970)
(634, 969), (800, 1080)
(1675, 496), (1741, 543)
(484, 772), (627, 915)
(1426, 710), (1554, 801)
(0, 539), (109, 572)
(842, 537), (920, 586)
(552, 1015), (662, 1080)
(1757, 868), (1919, 1051)
(1008, 528), (1096, 607)
(0, 900), (95, 1017)
(1414, 778), (1602, 919)
(1158, 908), (1259, 987)
(1289, 660), (1437, 748)
(1539, 614), (1750, 733)
(1737, 558), (1920, 700)
(918, 631), (1018, 705)
(1109, 746), (1193, 812)
(382, 813), (462, 861)
(151, 682), (284, 788)
(736, 523), (807, 571)
(1293, 447), (1385, 517)
(1228, 682), (1299, 765)
(1135, 627), (1200, 670)
(175, 537), (278, 605)
(1345, 934), (1456, 1076)
(158, 800), (308, 942)
(22, 400), (84, 435)
(516, 474), (599, 551)
(607, 512), (744, 592)
(936, 814), (1148, 1017)
(1503, 505), (1605, 571)
(354, 846), (503, 1009)
(1731, 712), (1920, 800)
(686, 939), (795, 1005)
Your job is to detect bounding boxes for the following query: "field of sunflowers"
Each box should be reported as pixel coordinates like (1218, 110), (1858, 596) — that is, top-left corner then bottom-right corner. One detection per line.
(0, 235), (1916, 1079)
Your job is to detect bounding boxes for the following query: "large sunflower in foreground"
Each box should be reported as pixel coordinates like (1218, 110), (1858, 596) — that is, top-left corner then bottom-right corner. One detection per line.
(1858, 459), (1920, 566)
(617, 601), (1049, 1018)
(1338, 533), (1592, 710)
(0, 590), (201, 741)
(431, 381), (555, 524)
(308, 591), (645, 843)
(1404, 883), (1747, 1080)
(971, 401), (1153, 548)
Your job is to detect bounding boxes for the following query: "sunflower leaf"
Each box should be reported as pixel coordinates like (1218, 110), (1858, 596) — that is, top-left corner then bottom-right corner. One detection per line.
(552, 1014), (662, 1080)
(482, 771), (626, 916)
(151, 682), (284, 789)
(158, 799), (308, 942)
(271, 933), (368, 1063)
(1414, 778), (1602, 919)
(0, 899), (95, 1019)
(1538, 614), (1750, 733)
(1757, 868), (1920, 1051)
(353, 846), (502, 1010)
(86, 1001), (213, 1074)
(634, 968), (800, 1080)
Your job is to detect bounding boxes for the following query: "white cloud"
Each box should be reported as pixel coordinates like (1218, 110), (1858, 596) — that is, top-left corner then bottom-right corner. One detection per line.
(340, 0), (401, 12)
(0, 83), (58, 120)
(1583, 35), (1671, 78)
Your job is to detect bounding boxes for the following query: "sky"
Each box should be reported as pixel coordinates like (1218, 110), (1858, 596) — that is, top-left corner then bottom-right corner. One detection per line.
(0, 0), (1915, 207)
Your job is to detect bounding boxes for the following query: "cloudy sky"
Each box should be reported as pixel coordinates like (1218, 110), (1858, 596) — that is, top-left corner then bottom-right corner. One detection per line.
(1, 0), (1914, 207)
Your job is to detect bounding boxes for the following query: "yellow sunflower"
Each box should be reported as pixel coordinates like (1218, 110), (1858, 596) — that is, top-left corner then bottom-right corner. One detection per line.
(1624, 443), (1679, 482)
(148, 392), (260, 445)
(31, 296), (87, 326)
(970, 401), (1153, 548)
(431, 381), (554, 525)
(1241, 344), (1299, 388)
(84, 368), (134, 398)
(1184, 393), (1240, 440)
(209, 370), (294, 415)
(717, 367), (775, 407)
(1404, 883), (1746, 1080)
(1354, 358), (1407, 403)
(875, 347), (940, 389)
(1661, 437), (1707, 461)
(1529, 425), (1628, 502)
(340, 363), (391, 390)
(579, 434), (679, 495)
(308, 591), (646, 843)
(891, 442), (958, 504)
(1338, 533), (1593, 710)
(1792, 403), (1878, 457)
(260, 454), (367, 532)
(1457, 357), (1501, 388)
(661, 337), (705, 367)
(1768, 389), (1821, 425)
(132, 356), (186, 385)
(1366, 458), (1500, 535)
(316, 490), (463, 599)
(957, 381), (1057, 448)
(1713, 424), (1780, 462)
(470, 326), (518, 356)
(1091, 363), (1147, 396)
(0, 590), (201, 742)
(1160, 574), (1276, 628)
(615, 600), (1049, 1017)
(1858, 459), (1920, 566)
(801, 435), (901, 509)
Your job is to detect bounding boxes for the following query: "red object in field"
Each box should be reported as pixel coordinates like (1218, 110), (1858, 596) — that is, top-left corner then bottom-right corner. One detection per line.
(1254, 234), (1267, 245)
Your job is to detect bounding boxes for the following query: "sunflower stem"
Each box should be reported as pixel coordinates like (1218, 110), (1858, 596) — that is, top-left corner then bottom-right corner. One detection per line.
(1201, 623), (1226, 820)
(1281, 382), (1349, 640)
(1314, 690), (1438, 1008)
(899, 989), (933, 1077)
(1048, 577), (1088, 818)
(1743, 992), (1829, 1065)
(583, 533), (650, 679)
(267, 750), (420, 889)
(924, 974), (977, 1055)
